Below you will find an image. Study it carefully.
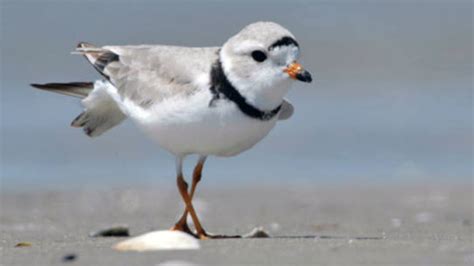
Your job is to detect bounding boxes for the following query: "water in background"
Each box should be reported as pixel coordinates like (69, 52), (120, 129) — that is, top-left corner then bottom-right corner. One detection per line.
(1, 1), (472, 190)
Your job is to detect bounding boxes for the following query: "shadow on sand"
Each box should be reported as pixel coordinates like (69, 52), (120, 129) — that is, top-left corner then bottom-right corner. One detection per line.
(271, 235), (384, 240)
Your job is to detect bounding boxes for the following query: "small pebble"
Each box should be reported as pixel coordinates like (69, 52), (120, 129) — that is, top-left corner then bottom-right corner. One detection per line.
(90, 226), (130, 237)
(62, 253), (77, 262)
(242, 227), (270, 238)
(15, 242), (32, 247)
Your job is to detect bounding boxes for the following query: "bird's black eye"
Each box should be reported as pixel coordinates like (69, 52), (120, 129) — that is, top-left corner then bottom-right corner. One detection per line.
(251, 50), (267, 62)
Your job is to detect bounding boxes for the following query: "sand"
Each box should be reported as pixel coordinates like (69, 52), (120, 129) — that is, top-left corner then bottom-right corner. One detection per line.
(1, 183), (472, 265)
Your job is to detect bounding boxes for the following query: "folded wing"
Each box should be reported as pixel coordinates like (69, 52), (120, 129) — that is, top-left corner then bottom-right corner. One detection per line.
(76, 42), (220, 108)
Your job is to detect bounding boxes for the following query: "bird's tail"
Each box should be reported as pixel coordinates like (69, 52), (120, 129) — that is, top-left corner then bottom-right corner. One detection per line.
(31, 80), (126, 137)
(31, 82), (94, 99)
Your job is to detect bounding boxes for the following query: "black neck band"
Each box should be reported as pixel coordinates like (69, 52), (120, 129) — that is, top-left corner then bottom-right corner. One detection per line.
(209, 59), (281, 121)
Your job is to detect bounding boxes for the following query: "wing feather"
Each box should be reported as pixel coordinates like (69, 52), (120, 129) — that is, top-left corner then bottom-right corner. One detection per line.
(76, 43), (220, 108)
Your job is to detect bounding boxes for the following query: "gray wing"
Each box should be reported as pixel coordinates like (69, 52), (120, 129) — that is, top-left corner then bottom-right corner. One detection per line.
(278, 99), (294, 120)
(77, 43), (220, 107)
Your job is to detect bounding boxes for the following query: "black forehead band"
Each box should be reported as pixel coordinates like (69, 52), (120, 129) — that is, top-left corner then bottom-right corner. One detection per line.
(268, 36), (299, 50)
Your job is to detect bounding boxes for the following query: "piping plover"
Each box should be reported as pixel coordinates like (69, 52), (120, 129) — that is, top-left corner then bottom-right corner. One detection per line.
(32, 21), (312, 239)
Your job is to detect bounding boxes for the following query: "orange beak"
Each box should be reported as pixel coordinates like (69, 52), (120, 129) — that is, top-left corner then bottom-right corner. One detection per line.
(284, 61), (312, 83)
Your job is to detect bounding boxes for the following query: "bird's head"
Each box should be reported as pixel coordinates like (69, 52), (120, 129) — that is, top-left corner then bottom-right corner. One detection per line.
(220, 21), (312, 109)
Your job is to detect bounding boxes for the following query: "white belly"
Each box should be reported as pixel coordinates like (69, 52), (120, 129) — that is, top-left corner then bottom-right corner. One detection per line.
(126, 90), (278, 157)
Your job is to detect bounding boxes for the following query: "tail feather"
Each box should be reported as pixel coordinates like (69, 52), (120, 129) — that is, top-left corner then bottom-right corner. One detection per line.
(70, 112), (88, 128)
(32, 80), (126, 137)
(31, 82), (93, 98)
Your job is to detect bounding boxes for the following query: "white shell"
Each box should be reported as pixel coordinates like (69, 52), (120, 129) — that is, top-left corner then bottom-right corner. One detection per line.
(113, 230), (200, 251)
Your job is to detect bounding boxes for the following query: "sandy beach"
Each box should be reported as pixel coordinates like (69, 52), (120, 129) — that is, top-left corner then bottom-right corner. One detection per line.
(1, 183), (472, 265)
(2, 0), (472, 265)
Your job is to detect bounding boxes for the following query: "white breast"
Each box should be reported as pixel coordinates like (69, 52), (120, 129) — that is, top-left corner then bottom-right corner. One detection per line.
(126, 88), (278, 157)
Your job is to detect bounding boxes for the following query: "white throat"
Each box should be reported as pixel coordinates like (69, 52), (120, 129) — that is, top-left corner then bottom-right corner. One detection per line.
(220, 50), (292, 111)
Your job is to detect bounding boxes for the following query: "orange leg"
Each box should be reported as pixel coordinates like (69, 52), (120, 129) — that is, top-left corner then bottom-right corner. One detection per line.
(171, 156), (205, 237)
(176, 172), (208, 239)
(171, 157), (209, 239)
(172, 156), (206, 233)
(170, 176), (195, 236)
(171, 156), (240, 239)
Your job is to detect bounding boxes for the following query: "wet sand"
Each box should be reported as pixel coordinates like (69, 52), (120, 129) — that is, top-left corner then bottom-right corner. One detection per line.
(1, 183), (472, 265)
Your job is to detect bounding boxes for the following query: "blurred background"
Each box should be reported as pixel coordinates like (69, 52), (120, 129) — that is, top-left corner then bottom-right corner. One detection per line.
(1, 0), (472, 191)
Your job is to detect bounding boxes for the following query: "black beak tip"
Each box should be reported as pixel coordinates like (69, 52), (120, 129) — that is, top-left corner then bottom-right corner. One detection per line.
(296, 71), (312, 83)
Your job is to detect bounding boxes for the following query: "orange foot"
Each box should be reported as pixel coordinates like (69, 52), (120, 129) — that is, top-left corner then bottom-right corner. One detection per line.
(170, 222), (197, 238)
